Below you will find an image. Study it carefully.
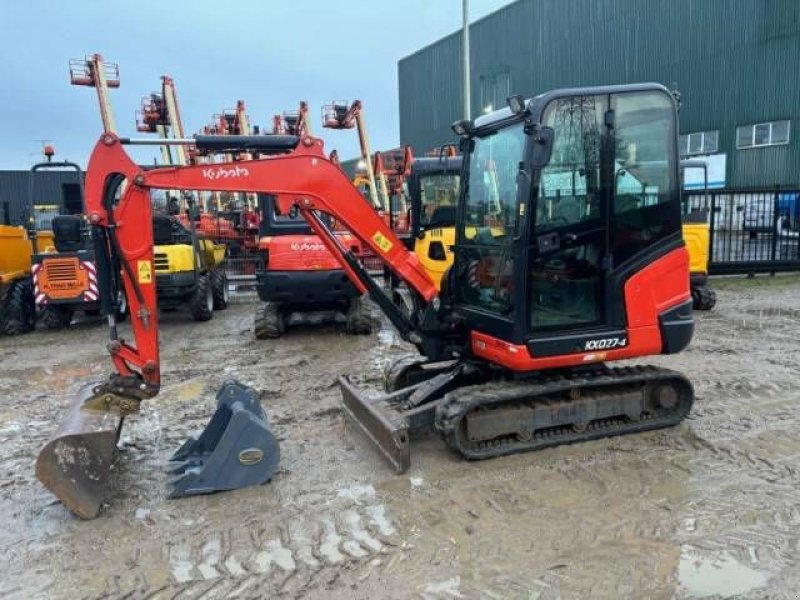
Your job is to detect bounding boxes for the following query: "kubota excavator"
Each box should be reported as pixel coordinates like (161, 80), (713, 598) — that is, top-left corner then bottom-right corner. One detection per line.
(37, 83), (695, 518)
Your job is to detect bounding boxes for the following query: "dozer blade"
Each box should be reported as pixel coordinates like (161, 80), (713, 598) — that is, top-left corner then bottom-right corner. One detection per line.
(168, 380), (280, 498)
(339, 375), (411, 473)
(35, 384), (126, 520)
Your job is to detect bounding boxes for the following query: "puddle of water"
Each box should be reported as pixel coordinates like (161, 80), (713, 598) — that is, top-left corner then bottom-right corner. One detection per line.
(320, 517), (345, 564)
(170, 544), (195, 583)
(173, 380), (204, 402)
(343, 509), (382, 551)
(364, 503), (397, 536)
(678, 545), (769, 597)
(197, 535), (221, 580)
(422, 576), (463, 599)
(252, 539), (296, 573)
(377, 328), (398, 346)
(337, 483), (376, 505)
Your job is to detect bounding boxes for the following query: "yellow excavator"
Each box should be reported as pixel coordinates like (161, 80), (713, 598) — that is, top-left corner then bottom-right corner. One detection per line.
(680, 160), (716, 310)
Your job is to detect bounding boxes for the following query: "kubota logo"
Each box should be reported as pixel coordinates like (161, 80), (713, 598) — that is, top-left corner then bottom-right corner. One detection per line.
(290, 242), (326, 252)
(201, 165), (250, 180)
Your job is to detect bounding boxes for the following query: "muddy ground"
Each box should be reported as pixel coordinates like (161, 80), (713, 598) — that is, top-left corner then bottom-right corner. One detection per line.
(2, 277), (800, 599)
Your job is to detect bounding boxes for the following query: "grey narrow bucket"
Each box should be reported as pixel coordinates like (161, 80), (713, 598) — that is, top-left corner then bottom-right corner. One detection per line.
(168, 380), (280, 498)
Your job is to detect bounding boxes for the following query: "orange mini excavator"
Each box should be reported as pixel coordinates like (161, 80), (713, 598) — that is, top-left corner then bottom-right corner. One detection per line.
(37, 83), (694, 518)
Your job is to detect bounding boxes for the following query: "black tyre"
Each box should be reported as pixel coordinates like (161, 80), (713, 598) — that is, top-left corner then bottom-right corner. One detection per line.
(211, 268), (229, 310)
(0, 278), (36, 335)
(345, 297), (372, 335)
(189, 273), (214, 322)
(40, 304), (73, 330)
(692, 286), (717, 311)
(254, 302), (285, 339)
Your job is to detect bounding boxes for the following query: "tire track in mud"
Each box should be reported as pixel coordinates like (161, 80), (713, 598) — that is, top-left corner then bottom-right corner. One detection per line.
(85, 483), (404, 598)
(9, 290), (800, 597)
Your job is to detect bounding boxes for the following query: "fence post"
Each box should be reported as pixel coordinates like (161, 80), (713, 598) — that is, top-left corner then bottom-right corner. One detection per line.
(708, 191), (716, 270)
(769, 186), (780, 276)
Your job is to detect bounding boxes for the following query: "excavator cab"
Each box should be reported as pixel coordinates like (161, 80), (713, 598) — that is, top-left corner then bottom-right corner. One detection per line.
(446, 86), (689, 351)
(343, 84), (693, 471)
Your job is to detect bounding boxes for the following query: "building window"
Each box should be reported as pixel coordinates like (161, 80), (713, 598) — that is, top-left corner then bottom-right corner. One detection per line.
(679, 131), (719, 156)
(737, 120), (790, 149)
(478, 72), (511, 115)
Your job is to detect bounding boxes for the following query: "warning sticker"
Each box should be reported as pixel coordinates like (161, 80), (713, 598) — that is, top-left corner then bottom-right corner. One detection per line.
(372, 231), (393, 253)
(137, 260), (152, 284)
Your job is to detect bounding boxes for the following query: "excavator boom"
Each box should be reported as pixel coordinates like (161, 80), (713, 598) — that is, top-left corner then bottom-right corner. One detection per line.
(37, 130), (439, 516)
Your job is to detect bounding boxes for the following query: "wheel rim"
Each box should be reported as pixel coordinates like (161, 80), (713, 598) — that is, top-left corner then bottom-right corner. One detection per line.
(207, 283), (214, 312)
(118, 291), (127, 315)
(222, 278), (230, 303)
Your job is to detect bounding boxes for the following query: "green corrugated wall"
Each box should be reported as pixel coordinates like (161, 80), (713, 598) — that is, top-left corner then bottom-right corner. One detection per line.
(398, 0), (800, 188)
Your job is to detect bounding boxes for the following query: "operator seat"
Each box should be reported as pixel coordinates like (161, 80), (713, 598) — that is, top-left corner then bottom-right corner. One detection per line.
(152, 214), (175, 245)
(52, 215), (84, 253)
(428, 205), (456, 229)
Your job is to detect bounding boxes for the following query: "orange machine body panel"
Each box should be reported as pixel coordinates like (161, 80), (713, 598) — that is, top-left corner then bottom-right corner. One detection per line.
(470, 247), (690, 371)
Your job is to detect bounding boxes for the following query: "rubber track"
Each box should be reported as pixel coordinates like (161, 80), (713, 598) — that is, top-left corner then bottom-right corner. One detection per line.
(435, 365), (694, 461)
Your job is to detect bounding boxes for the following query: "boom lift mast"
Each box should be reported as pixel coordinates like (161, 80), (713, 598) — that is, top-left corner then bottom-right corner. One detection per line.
(322, 101), (383, 213)
(37, 83), (696, 518)
(69, 54), (120, 133)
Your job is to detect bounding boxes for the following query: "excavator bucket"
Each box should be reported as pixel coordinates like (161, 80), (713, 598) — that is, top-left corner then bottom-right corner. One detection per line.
(35, 384), (126, 519)
(168, 380), (280, 498)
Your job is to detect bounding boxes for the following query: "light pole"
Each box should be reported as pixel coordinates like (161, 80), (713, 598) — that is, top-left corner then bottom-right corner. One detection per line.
(462, 0), (471, 119)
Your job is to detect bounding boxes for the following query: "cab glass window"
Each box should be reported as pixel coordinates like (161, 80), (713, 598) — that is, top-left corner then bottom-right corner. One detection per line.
(461, 123), (525, 244)
(612, 91), (679, 264)
(419, 173), (460, 228)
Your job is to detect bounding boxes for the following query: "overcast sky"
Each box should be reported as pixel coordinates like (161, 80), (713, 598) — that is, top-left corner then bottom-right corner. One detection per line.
(2, 0), (511, 170)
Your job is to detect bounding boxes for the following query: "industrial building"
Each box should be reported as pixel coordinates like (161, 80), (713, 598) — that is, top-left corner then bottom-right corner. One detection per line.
(398, 0), (800, 189)
(0, 170), (83, 227)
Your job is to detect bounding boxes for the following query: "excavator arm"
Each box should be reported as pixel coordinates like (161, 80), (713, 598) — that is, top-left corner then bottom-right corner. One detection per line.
(85, 133), (438, 387)
(38, 131), (446, 519)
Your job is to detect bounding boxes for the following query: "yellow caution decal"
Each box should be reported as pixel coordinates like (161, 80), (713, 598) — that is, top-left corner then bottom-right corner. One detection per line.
(372, 231), (393, 253)
(137, 260), (153, 284)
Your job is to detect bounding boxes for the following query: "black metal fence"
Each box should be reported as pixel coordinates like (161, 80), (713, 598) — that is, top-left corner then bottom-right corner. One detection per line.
(683, 188), (800, 275)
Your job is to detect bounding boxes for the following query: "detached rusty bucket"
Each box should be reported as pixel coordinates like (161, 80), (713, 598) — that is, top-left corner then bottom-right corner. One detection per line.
(35, 384), (127, 519)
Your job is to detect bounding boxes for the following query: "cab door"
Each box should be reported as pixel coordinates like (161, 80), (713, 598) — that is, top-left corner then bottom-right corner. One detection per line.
(528, 94), (609, 333)
(526, 89), (681, 356)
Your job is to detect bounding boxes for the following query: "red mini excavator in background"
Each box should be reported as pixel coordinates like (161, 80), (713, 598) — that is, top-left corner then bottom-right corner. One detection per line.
(37, 83), (695, 518)
(252, 101), (372, 338)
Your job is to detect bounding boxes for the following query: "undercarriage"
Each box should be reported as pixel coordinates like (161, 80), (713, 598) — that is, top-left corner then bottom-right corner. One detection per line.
(341, 356), (694, 472)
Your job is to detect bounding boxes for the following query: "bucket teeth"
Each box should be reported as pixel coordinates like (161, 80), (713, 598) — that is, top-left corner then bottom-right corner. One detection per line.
(168, 380), (280, 499)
